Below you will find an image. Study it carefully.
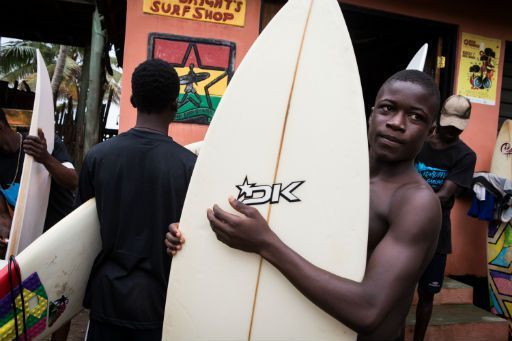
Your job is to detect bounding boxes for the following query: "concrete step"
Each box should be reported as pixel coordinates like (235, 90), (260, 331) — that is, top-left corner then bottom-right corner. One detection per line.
(405, 304), (508, 341)
(412, 277), (473, 306)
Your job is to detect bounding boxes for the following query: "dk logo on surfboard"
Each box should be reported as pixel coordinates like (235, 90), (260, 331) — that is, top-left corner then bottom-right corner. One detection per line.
(236, 176), (305, 205)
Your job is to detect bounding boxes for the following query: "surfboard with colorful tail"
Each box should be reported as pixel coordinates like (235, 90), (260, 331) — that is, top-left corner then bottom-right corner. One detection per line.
(163, 0), (368, 339)
(487, 119), (512, 333)
(0, 199), (100, 340)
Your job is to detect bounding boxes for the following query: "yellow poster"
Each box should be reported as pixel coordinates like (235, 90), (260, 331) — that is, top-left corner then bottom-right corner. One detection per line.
(143, 0), (246, 27)
(456, 33), (501, 105)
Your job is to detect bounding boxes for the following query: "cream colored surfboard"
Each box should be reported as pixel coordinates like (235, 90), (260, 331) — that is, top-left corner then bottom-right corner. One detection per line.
(490, 120), (512, 179)
(0, 200), (101, 340)
(184, 141), (202, 156)
(5, 50), (55, 258)
(407, 43), (428, 71)
(163, 0), (368, 340)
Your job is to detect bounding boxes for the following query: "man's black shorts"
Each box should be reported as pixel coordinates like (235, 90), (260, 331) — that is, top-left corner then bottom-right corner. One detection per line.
(418, 253), (447, 294)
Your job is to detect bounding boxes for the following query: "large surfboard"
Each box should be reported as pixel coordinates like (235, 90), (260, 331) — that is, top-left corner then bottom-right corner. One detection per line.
(163, 0), (368, 339)
(488, 119), (512, 332)
(0, 199), (100, 340)
(5, 50), (55, 258)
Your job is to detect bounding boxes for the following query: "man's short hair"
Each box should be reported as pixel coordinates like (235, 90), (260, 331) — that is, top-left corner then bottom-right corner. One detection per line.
(0, 108), (9, 126)
(382, 70), (441, 118)
(130, 59), (180, 114)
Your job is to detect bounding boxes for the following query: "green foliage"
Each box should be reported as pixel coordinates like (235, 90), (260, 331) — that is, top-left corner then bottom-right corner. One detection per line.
(0, 40), (121, 105)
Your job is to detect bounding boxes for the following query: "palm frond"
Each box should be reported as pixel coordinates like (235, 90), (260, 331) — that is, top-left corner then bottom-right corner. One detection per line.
(1, 64), (36, 83)
(0, 41), (37, 76)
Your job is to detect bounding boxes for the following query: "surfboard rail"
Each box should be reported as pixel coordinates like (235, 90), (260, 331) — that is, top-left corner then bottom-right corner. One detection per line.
(5, 50), (55, 259)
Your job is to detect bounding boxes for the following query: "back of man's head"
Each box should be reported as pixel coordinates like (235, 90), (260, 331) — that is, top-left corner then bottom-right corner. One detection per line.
(382, 69), (441, 117)
(131, 59), (180, 115)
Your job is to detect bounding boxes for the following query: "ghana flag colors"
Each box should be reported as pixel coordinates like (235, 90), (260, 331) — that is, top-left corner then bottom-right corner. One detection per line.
(0, 272), (48, 341)
(151, 34), (236, 125)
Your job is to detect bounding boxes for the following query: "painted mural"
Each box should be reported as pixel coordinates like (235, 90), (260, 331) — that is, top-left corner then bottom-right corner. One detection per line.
(149, 34), (236, 124)
(488, 221), (512, 333)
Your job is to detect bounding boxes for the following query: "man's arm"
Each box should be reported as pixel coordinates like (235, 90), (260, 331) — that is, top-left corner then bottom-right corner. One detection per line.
(207, 189), (441, 334)
(23, 129), (78, 191)
(436, 149), (477, 207)
(436, 179), (458, 207)
(75, 152), (96, 206)
(439, 151), (477, 203)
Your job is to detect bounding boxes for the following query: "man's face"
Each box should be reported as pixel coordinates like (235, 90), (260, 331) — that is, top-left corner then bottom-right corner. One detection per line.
(368, 80), (437, 162)
(437, 125), (462, 142)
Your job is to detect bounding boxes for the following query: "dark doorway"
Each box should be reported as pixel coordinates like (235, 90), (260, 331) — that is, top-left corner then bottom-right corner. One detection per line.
(260, 1), (458, 117)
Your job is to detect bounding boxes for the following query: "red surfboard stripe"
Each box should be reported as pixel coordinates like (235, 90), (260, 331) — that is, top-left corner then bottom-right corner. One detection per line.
(0, 259), (21, 299)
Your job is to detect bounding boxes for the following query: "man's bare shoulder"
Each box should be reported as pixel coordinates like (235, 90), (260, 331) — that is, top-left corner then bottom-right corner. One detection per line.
(393, 179), (436, 205)
(388, 179), (441, 240)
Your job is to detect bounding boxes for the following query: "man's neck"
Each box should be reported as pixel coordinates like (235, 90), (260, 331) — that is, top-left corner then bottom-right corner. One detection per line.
(369, 153), (416, 181)
(135, 112), (170, 135)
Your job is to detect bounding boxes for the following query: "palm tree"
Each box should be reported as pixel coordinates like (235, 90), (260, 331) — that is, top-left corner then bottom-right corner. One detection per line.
(51, 45), (69, 102)
(0, 40), (82, 103)
(1, 39), (123, 165)
(1, 40), (121, 108)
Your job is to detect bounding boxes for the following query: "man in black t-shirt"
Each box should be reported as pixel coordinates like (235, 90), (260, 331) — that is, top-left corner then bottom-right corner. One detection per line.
(76, 59), (196, 341)
(0, 109), (77, 252)
(413, 95), (477, 341)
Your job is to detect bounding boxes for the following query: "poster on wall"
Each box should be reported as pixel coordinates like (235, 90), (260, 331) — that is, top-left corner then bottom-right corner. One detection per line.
(149, 33), (236, 125)
(456, 32), (501, 106)
(143, 0), (246, 27)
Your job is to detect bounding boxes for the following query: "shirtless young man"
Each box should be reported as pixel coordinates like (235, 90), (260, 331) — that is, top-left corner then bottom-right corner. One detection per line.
(166, 70), (443, 340)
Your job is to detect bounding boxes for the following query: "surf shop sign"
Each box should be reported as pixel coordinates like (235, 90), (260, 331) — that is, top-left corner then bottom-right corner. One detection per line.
(143, 0), (246, 27)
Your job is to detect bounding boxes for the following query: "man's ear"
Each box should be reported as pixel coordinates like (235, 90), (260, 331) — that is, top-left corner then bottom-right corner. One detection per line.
(167, 100), (178, 123)
(367, 107), (375, 127)
(428, 122), (437, 137)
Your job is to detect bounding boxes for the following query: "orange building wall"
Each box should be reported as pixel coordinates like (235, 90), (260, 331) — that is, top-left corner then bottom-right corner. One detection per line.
(119, 0), (262, 145)
(339, 0), (512, 277)
(120, 0), (512, 277)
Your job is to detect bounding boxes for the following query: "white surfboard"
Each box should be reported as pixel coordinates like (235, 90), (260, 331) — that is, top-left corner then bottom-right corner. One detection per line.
(406, 43), (428, 71)
(490, 120), (512, 179)
(163, 0), (368, 340)
(5, 50), (55, 258)
(0, 200), (100, 340)
(184, 141), (203, 156)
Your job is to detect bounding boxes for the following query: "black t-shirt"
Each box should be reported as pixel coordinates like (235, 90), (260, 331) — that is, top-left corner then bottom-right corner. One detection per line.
(76, 128), (196, 330)
(45, 138), (75, 230)
(0, 135), (75, 229)
(415, 139), (476, 254)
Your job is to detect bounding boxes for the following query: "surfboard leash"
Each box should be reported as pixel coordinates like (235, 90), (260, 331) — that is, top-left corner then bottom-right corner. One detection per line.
(8, 255), (28, 340)
(7, 256), (20, 340)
